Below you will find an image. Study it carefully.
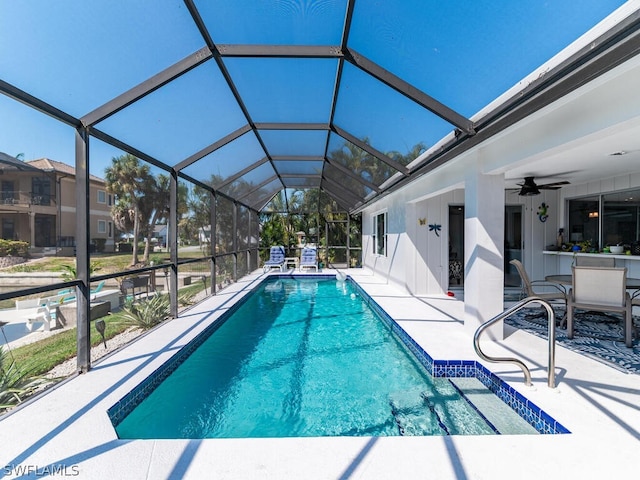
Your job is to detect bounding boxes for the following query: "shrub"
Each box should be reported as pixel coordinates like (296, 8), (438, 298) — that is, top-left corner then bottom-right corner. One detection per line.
(117, 242), (133, 253)
(120, 294), (170, 330)
(0, 239), (29, 257)
(92, 238), (106, 253)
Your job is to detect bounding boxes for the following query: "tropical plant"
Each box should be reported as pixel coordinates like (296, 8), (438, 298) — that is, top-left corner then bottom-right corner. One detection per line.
(119, 294), (170, 330)
(105, 153), (152, 266)
(58, 261), (102, 282)
(178, 290), (196, 307)
(0, 347), (51, 413)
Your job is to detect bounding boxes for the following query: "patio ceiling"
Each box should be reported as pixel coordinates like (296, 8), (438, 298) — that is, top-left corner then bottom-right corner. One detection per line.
(1, 1), (639, 214)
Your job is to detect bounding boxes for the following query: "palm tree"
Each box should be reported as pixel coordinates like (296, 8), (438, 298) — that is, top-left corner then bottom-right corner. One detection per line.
(139, 175), (189, 263)
(138, 174), (168, 263)
(184, 184), (211, 251)
(105, 154), (151, 266)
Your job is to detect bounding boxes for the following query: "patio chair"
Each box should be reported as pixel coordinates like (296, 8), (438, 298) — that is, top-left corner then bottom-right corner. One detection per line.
(567, 266), (633, 348)
(16, 298), (51, 332)
(509, 259), (567, 317)
(574, 256), (615, 267)
(299, 246), (318, 272)
(263, 246), (286, 272)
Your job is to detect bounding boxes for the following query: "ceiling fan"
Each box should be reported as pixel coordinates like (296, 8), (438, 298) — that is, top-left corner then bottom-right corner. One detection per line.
(516, 176), (570, 196)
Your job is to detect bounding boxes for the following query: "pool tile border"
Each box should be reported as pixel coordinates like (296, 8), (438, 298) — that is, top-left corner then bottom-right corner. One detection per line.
(108, 274), (570, 435)
(351, 277), (570, 435)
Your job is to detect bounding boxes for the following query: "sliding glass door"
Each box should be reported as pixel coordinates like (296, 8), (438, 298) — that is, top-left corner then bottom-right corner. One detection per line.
(448, 205), (522, 287)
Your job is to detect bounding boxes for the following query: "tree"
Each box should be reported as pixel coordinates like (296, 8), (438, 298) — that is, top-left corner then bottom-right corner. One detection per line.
(105, 154), (152, 266)
(183, 185), (211, 251)
(139, 175), (188, 262)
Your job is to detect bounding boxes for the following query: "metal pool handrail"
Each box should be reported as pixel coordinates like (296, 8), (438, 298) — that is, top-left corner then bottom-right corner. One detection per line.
(473, 296), (556, 388)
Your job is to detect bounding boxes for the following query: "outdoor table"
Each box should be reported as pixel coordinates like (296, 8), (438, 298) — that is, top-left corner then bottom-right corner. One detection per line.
(284, 257), (299, 270)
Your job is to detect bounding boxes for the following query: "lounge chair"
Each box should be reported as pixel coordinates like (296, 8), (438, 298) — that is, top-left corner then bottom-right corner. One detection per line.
(16, 298), (53, 332)
(263, 246), (286, 272)
(90, 280), (106, 300)
(299, 246), (318, 272)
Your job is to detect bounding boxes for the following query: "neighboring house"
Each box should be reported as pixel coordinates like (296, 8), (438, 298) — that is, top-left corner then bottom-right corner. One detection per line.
(197, 225), (210, 247)
(154, 224), (167, 248)
(0, 154), (114, 254)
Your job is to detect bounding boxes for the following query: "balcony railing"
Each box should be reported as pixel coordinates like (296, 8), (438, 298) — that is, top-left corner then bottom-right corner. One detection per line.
(0, 191), (54, 206)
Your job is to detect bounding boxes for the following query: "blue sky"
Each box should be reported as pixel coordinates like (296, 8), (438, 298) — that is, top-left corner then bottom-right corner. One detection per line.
(0, 0), (628, 180)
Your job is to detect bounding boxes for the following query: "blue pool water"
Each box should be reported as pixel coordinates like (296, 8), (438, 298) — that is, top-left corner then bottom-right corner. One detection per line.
(111, 276), (559, 438)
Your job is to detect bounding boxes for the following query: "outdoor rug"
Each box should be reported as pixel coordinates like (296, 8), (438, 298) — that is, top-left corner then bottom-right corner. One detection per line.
(504, 307), (640, 375)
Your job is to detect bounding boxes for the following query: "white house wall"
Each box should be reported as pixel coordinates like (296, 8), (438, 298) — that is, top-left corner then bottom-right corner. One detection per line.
(361, 196), (406, 290)
(406, 191), (461, 296)
(361, 41), (640, 335)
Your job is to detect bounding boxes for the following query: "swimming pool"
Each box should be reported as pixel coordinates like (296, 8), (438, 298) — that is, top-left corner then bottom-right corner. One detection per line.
(109, 275), (568, 438)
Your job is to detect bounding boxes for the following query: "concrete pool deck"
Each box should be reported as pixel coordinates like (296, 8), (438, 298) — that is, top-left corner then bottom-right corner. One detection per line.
(0, 268), (638, 479)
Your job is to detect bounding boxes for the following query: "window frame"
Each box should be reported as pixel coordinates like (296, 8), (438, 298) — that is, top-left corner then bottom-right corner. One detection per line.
(567, 187), (640, 250)
(97, 190), (107, 204)
(97, 219), (107, 234)
(372, 210), (387, 256)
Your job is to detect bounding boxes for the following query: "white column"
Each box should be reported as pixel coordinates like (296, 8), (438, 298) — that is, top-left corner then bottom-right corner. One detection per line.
(464, 169), (505, 339)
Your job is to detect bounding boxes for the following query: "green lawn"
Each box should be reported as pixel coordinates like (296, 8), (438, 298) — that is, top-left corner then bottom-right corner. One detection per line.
(2, 247), (210, 276)
(8, 280), (207, 379)
(9, 314), (132, 378)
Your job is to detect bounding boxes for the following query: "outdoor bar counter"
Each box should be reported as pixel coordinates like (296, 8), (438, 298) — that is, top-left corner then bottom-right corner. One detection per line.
(543, 250), (640, 277)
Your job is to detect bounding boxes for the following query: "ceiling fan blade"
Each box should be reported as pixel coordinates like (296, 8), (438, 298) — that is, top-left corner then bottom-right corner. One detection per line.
(538, 181), (571, 189)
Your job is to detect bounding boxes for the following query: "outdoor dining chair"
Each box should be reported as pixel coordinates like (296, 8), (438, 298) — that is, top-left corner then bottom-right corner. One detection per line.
(567, 266), (633, 348)
(509, 259), (568, 313)
(574, 256), (616, 267)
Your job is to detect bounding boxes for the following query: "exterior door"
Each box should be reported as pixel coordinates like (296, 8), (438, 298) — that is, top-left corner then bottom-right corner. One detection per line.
(504, 205), (523, 287)
(34, 214), (55, 247)
(448, 205), (523, 287)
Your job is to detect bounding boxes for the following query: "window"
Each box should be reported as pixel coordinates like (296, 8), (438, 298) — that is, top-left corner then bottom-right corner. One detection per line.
(1, 181), (15, 204)
(108, 221), (112, 237)
(97, 220), (107, 234)
(568, 188), (640, 249)
(372, 211), (387, 256)
(108, 194), (112, 206)
(603, 190), (640, 247)
(31, 177), (51, 205)
(2, 218), (15, 239)
(97, 190), (106, 204)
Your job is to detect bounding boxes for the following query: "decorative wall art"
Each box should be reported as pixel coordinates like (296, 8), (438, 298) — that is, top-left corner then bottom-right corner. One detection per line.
(537, 202), (549, 222)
